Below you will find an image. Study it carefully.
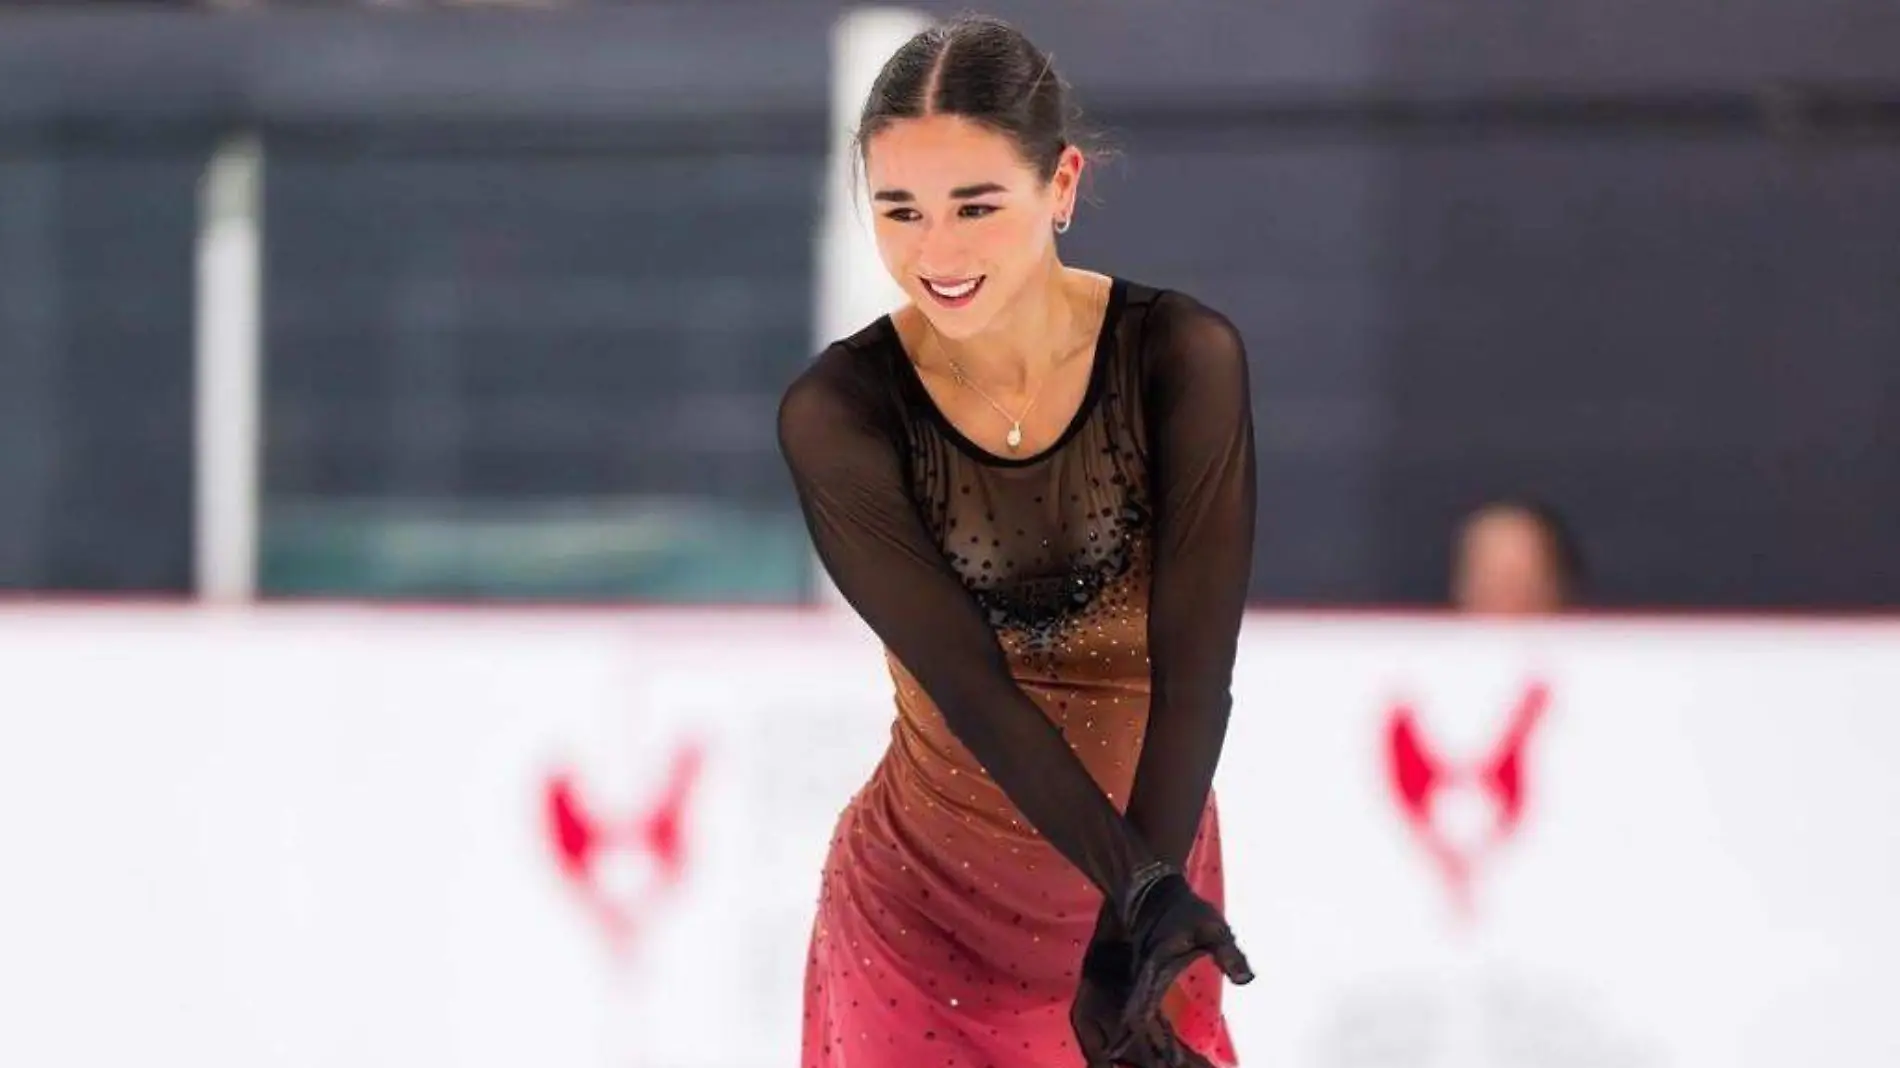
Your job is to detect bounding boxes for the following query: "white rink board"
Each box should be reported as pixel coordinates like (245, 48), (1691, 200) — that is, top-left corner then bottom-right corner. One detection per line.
(0, 607), (1895, 1068)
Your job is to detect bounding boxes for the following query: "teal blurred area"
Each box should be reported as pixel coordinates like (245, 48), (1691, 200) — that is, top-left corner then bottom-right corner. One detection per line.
(262, 497), (811, 601)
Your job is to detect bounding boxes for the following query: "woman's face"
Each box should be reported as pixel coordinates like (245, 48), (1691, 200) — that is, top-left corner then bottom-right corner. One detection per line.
(1453, 508), (1567, 616)
(862, 115), (1081, 341)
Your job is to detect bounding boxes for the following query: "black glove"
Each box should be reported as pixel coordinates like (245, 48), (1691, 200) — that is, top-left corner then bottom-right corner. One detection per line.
(1108, 870), (1253, 1059)
(1072, 929), (1220, 1068)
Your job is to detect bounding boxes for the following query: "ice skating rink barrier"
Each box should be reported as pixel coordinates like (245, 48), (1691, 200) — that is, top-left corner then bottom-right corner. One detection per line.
(0, 604), (1895, 1067)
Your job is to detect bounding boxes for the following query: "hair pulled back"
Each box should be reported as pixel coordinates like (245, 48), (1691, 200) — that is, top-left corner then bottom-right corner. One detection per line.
(855, 15), (1088, 183)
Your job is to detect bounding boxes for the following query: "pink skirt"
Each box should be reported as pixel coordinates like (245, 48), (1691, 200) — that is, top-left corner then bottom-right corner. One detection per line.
(800, 757), (1238, 1067)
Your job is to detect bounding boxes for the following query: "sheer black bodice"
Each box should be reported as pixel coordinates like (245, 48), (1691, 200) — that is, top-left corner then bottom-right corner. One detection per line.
(777, 278), (1256, 917)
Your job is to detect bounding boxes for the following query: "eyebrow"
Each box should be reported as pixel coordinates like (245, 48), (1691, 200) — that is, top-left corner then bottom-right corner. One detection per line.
(871, 182), (1009, 203)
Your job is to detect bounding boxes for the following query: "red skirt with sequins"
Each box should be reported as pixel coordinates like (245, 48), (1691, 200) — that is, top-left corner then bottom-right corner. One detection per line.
(800, 753), (1238, 1067)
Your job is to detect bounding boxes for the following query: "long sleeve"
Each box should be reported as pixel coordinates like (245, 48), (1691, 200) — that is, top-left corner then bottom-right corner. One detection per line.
(778, 351), (1164, 909)
(1120, 294), (1258, 870)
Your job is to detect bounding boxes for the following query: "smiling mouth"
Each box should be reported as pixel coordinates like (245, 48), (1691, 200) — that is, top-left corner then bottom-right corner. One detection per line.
(922, 276), (985, 305)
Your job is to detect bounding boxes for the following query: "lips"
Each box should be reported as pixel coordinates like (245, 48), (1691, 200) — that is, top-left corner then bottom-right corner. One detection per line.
(922, 275), (985, 308)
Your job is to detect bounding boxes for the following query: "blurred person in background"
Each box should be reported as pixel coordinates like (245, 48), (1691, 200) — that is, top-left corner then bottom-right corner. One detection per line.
(1450, 498), (1586, 616)
(778, 15), (1255, 1068)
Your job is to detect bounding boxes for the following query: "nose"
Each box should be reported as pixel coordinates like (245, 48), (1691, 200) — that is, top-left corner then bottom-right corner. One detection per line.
(916, 219), (970, 276)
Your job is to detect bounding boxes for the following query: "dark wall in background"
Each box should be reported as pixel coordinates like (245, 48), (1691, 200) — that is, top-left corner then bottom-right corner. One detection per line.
(0, 151), (202, 591)
(0, 1), (1896, 605)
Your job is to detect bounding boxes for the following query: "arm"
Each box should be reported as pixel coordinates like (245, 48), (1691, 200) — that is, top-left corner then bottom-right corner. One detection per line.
(777, 352), (1164, 915)
(1086, 296), (1255, 954)
(1122, 293), (1256, 871)
(1075, 299), (1259, 1053)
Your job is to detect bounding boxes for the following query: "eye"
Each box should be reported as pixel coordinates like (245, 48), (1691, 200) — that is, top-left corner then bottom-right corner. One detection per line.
(882, 207), (922, 223)
(958, 204), (999, 219)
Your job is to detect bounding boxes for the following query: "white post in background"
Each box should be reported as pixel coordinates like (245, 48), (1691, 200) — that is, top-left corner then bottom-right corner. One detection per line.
(815, 6), (929, 349)
(813, 6), (931, 607)
(194, 134), (264, 603)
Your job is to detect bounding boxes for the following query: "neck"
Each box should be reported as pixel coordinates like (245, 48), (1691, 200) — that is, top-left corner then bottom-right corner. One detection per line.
(930, 255), (1079, 394)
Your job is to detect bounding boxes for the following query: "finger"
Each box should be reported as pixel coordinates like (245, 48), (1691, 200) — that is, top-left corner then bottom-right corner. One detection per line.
(1120, 953), (1193, 1036)
(1120, 965), (1170, 1035)
(1077, 1021), (1124, 1068)
(1143, 1011), (1224, 1068)
(1078, 1029), (1121, 1068)
(1209, 936), (1254, 985)
(1117, 968), (1160, 1038)
(1105, 1018), (1166, 1066)
(1172, 1032), (1220, 1068)
(1116, 1027), (1170, 1068)
(1143, 1012), (1226, 1068)
(1103, 1027), (1141, 1064)
(1146, 1019), (1188, 1068)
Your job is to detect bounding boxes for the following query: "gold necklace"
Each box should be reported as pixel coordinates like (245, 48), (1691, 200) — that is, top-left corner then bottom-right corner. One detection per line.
(928, 279), (1107, 452)
(947, 358), (1050, 451)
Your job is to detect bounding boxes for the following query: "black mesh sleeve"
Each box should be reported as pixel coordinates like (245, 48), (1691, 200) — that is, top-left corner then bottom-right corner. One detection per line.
(1121, 293), (1258, 869)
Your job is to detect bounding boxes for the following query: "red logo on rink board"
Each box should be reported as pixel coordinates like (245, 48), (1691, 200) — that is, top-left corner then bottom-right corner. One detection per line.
(1386, 681), (1548, 918)
(545, 741), (704, 956)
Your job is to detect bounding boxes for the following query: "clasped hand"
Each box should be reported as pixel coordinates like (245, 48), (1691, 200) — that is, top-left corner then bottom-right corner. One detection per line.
(1070, 874), (1253, 1067)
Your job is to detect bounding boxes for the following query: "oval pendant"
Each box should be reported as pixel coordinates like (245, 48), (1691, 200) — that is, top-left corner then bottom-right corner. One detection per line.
(1005, 424), (1023, 450)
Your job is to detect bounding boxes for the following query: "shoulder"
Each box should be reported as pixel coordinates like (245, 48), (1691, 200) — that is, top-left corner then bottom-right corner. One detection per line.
(1121, 283), (1248, 387)
(777, 321), (903, 458)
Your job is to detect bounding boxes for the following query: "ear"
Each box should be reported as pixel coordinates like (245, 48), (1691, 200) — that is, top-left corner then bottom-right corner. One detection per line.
(1049, 143), (1086, 219)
